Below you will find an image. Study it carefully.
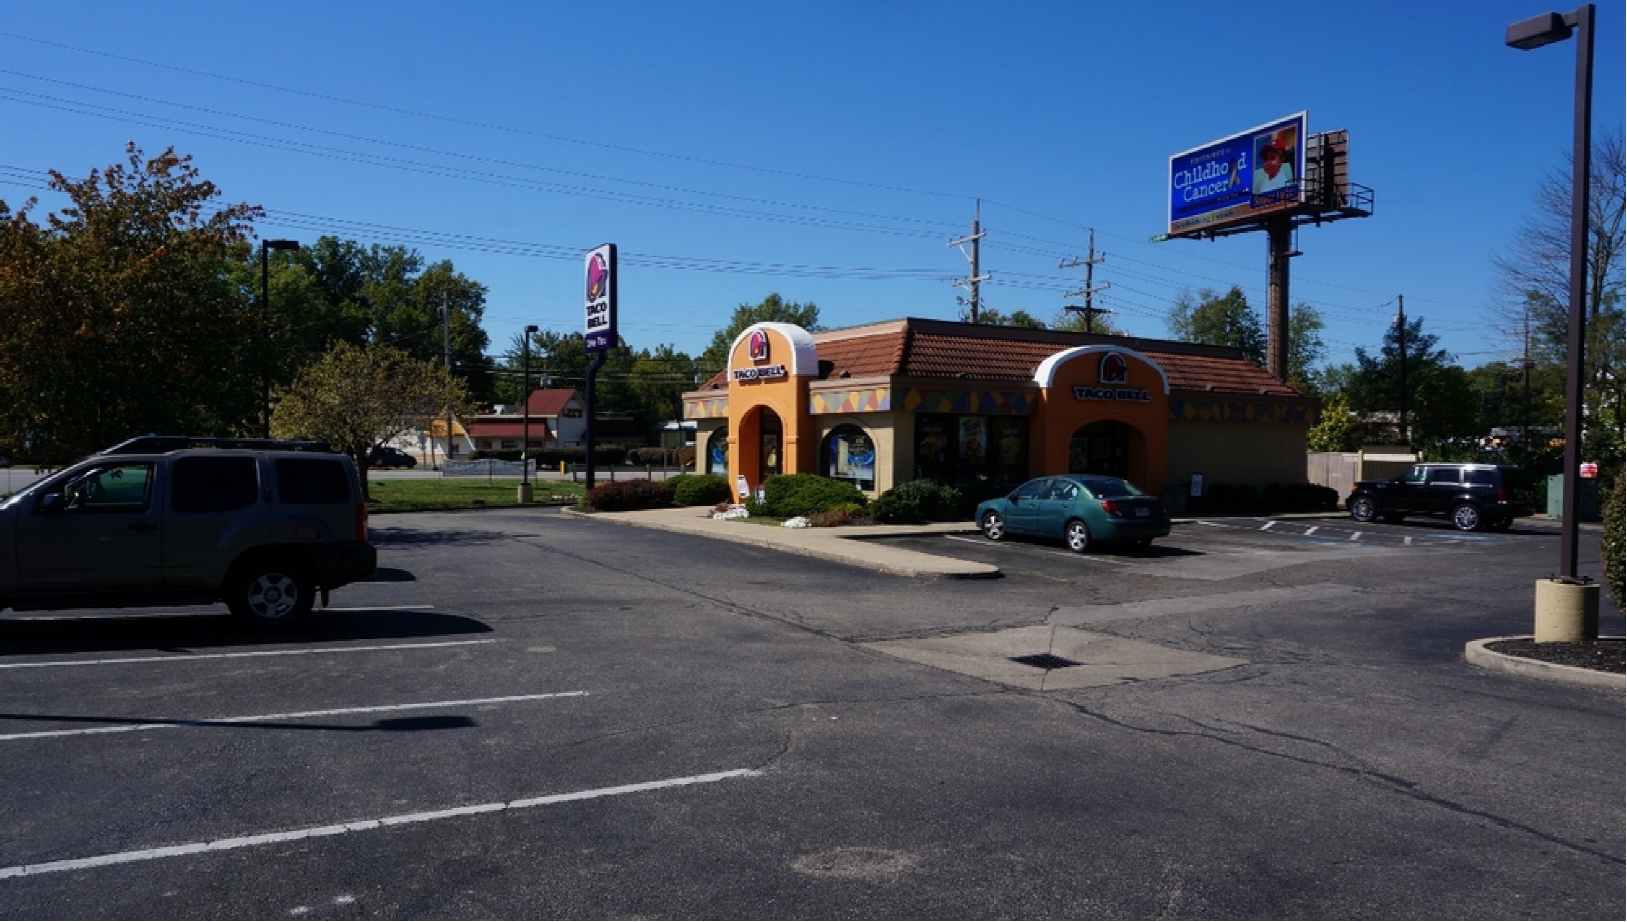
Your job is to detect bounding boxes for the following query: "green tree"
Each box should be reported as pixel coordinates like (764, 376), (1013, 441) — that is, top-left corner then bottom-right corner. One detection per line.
(959, 306), (1047, 329)
(1050, 307), (1126, 336)
(1287, 302), (1328, 395)
(626, 345), (698, 424)
(0, 144), (263, 460)
(1349, 315), (1478, 453)
(1306, 392), (1362, 452)
(698, 293), (822, 380)
(271, 342), (473, 498)
(1167, 286), (1267, 364)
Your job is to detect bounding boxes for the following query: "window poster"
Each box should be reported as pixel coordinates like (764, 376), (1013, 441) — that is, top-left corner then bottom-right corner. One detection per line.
(959, 417), (987, 463)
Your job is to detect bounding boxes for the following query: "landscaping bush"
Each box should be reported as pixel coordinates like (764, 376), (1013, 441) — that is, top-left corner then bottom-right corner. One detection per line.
(1603, 474), (1624, 614)
(627, 446), (681, 466)
(584, 478), (674, 512)
(869, 479), (966, 524)
(807, 503), (868, 527)
(1259, 482), (1340, 513)
(670, 473), (733, 507)
(759, 473), (869, 518)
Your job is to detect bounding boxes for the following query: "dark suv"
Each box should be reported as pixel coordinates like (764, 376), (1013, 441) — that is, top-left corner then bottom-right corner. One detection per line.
(0, 436), (376, 627)
(1347, 462), (1535, 532)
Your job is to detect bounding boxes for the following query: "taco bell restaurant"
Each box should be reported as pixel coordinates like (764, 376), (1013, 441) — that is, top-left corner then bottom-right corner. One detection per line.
(681, 317), (1314, 510)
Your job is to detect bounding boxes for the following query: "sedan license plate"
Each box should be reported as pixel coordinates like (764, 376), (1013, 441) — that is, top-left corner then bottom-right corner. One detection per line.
(1136, 507), (1149, 517)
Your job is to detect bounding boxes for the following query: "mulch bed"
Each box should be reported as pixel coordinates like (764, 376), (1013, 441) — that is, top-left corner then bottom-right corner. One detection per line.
(1485, 638), (1625, 674)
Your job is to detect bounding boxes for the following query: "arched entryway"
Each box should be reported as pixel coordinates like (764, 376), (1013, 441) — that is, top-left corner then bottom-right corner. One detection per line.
(1068, 421), (1132, 478)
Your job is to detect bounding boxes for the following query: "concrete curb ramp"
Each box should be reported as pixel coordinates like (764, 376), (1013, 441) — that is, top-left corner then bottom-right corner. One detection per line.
(560, 506), (997, 579)
(1465, 635), (1625, 691)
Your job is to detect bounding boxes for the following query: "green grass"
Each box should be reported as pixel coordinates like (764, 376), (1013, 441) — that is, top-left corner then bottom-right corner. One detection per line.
(365, 477), (585, 513)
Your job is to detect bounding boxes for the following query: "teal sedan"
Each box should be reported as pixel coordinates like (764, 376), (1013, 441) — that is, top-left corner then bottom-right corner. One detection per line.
(975, 475), (1170, 552)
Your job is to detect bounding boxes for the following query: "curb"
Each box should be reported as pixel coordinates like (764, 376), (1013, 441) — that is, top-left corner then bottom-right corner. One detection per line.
(1464, 635), (1625, 690)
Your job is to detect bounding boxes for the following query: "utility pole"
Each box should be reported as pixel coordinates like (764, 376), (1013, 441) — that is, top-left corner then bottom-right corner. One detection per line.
(1061, 228), (1111, 332)
(949, 199), (990, 322)
(442, 292), (455, 463)
(1396, 295), (1408, 446)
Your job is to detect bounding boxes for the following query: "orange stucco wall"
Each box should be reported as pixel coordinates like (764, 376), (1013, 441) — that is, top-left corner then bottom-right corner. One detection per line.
(727, 326), (814, 499)
(1033, 348), (1169, 493)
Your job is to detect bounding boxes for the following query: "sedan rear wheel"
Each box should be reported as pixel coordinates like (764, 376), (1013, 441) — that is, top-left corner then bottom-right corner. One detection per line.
(980, 510), (1007, 541)
(1065, 519), (1093, 554)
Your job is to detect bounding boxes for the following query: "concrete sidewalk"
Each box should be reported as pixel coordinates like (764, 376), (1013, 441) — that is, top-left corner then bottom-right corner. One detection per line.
(561, 506), (998, 578)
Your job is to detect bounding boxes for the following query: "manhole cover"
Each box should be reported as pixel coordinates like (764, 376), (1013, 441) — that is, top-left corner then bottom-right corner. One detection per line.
(1009, 652), (1082, 670)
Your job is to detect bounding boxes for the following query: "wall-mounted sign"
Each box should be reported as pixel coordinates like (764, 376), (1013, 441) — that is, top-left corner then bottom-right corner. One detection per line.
(731, 364), (788, 382)
(584, 243), (617, 352)
(561, 408), (584, 419)
(748, 329), (770, 362)
(1073, 386), (1151, 402)
(1099, 352), (1129, 384)
(1168, 112), (1306, 237)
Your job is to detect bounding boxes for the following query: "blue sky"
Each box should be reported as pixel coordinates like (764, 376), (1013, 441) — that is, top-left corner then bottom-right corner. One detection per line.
(1, 1), (1621, 373)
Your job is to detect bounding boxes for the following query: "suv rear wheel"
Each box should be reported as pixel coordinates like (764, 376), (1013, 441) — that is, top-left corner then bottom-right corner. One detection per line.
(227, 555), (315, 627)
(1451, 503), (1484, 532)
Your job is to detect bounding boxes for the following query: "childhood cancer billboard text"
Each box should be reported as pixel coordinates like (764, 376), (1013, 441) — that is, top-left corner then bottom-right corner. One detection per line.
(1168, 112), (1305, 237)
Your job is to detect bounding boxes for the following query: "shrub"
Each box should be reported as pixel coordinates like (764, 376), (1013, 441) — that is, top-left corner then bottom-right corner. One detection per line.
(584, 478), (674, 512)
(627, 447), (681, 466)
(1197, 482), (1258, 514)
(807, 503), (868, 527)
(760, 473), (869, 518)
(1603, 475), (1624, 614)
(870, 479), (966, 524)
(1259, 482), (1340, 513)
(670, 473), (733, 507)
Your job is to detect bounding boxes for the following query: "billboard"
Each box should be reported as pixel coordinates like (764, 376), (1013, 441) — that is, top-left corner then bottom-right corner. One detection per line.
(1168, 112), (1305, 237)
(584, 243), (617, 352)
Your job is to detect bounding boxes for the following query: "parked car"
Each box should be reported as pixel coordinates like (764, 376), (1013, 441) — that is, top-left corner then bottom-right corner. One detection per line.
(1346, 462), (1534, 532)
(370, 445), (418, 469)
(976, 474), (1171, 552)
(0, 436), (376, 627)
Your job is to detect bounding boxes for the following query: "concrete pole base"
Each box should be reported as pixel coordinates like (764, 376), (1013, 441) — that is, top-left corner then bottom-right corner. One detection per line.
(1533, 578), (1600, 643)
(517, 482), (534, 505)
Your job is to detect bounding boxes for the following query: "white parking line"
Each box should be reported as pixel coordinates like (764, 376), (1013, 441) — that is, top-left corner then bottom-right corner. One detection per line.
(1304, 526), (1319, 536)
(0, 769), (762, 880)
(1348, 531), (1362, 541)
(0, 692), (587, 743)
(0, 639), (497, 671)
(1259, 521), (1276, 531)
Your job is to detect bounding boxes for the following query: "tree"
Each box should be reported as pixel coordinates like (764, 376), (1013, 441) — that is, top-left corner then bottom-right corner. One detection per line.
(1494, 130), (1625, 481)
(1167, 286), (1267, 364)
(697, 293), (822, 380)
(271, 342), (473, 498)
(626, 345), (698, 424)
(1306, 391), (1362, 452)
(1348, 315), (1478, 453)
(0, 144), (263, 460)
(1050, 307), (1126, 336)
(959, 306), (1047, 329)
(1286, 302), (1328, 395)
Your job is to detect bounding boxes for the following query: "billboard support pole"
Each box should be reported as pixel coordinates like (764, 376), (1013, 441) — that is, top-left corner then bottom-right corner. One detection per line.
(1266, 218), (1292, 382)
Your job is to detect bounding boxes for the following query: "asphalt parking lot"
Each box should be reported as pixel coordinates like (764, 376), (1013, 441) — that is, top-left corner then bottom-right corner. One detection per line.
(0, 509), (1621, 919)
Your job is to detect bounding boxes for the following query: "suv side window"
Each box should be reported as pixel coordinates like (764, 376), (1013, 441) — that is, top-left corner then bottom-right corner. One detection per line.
(1400, 466), (1427, 484)
(1463, 469), (1495, 486)
(276, 458), (353, 504)
(1426, 468), (1461, 485)
(60, 463), (154, 513)
(173, 456), (260, 513)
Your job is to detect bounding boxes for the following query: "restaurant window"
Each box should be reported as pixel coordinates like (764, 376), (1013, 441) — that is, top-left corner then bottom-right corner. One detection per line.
(1068, 421), (1128, 478)
(915, 413), (1027, 491)
(706, 426), (729, 476)
(822, 424), (875, 492)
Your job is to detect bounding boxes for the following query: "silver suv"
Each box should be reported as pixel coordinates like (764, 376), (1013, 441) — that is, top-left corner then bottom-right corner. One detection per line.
(0, 437), (376, 627)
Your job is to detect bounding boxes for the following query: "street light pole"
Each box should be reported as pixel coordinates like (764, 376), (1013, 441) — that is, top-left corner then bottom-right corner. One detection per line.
(1506, 4), (1594, 581)
(520, 324), (538, 503)
(259, 238), (299, 439)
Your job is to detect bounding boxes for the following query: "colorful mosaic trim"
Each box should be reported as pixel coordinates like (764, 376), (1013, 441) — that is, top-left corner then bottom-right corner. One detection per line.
(683, 396), (730, 419)
(902, 388), (1033, 416)
(809, 387), (891, 415)
(1169, 399), (1309, 425)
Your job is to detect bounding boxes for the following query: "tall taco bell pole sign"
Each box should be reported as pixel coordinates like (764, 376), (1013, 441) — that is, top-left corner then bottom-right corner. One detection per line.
(583, 243), (617, 492)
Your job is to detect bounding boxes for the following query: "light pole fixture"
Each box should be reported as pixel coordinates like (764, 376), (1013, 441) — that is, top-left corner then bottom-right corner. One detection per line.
(1506, 4), (1594, 581)
(259, 238), (300, 439)
(522, 324), (538, 488)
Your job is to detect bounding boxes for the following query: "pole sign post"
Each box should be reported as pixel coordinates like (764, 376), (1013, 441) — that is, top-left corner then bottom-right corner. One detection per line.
(1168, 112), (1306, 237)
(584, 243), (617, 352)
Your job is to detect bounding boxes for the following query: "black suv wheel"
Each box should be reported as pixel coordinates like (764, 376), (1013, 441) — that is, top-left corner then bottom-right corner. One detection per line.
(1451, 503), (1484, 532)
(227, 555), (316, 627)
(1349, 496), (1378, 523)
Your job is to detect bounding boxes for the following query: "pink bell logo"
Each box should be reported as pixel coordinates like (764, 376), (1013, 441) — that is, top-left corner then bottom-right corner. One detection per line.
(1100, 352), (1128, 384)
(748, 330), (770, 362)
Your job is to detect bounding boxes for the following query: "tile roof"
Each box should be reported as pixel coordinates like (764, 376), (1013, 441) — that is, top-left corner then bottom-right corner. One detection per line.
(526, 389), (580, 416)
(692, 318), (1304, 398)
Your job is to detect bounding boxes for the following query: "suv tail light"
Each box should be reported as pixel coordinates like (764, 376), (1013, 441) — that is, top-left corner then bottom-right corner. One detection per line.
(1100, 499), (1123, 517)
(1497, 487), (1511, 503)
(356, 502), (368, 541)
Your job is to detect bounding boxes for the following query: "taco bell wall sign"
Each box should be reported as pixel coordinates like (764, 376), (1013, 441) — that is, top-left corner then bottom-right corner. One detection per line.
(584, 243), (617, 352)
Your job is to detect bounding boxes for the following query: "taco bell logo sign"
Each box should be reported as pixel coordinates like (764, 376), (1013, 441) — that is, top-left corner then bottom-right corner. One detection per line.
(1099, 352), (1128, 384)
(584, 243), (617, 352)
(748, 329), (770, 362)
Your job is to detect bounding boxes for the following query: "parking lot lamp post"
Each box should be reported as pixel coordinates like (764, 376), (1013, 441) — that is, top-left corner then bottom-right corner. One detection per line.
(259, 238), (300, 439)
(1507, 5), (1598, 641)
(519, 324), (538, 503)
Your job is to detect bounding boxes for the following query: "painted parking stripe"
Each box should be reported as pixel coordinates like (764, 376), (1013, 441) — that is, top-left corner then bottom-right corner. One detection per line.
(944, 535), (1129, 564)
(0, 639), (497, 671)
(1259, 521), (1276, 531)
(0, 692), (587, 743)
(1303, 526), (1319, 536)
(0, 769), (762, 880)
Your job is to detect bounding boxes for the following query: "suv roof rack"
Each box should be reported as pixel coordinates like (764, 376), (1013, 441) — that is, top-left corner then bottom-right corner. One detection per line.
(98, 436), (336, 455)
